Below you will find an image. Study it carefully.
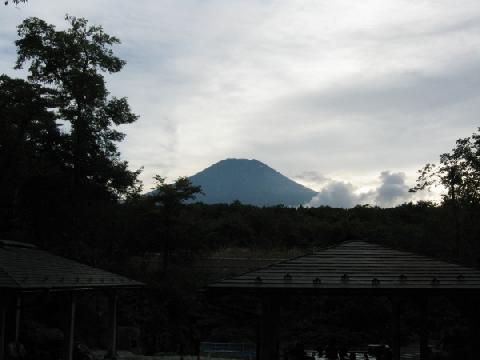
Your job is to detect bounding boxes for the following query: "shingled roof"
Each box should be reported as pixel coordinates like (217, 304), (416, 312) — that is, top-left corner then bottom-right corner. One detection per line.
(208, 241), (480, 295)
(0, 240), (142, 291)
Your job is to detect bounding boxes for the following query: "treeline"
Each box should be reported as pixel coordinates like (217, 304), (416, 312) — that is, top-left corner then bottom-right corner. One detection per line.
(117, 199), (479, 265)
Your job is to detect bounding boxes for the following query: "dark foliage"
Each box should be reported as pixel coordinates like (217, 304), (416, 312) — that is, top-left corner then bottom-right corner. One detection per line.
(1, 16), (141, 259)
(4, 0), (27, 5)
(411, 127), (480, 258)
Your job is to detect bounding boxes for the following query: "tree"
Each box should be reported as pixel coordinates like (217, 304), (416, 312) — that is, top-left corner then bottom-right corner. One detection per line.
(4, 0), (27, 5)
(410, 128), (480, 205)
(8, 15), (141, 253)
(411, 127), (480, 255)
(0, 75), (62, 234)
(150, 176), (202, 273)
(15, 15), (141, 199)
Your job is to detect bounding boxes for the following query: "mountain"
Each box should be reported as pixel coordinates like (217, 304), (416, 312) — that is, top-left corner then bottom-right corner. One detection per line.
(189, 158), (317, 206)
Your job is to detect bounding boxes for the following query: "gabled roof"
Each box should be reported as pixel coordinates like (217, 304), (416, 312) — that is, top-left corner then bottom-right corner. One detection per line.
(208, 241), (480, 295)
(0, 240), (142, 291)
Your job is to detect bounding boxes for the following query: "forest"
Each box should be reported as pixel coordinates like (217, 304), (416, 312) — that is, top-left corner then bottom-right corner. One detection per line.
(2, 14), (480, 359)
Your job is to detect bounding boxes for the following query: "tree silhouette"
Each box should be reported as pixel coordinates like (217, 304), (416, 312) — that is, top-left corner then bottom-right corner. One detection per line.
(151, 176), (202, 273)
(0, 75), (62, 235)
(411, 127), (480, 255)
(9, 15), (141, 251)
(15, 15), (141, 198)
(4, 0), (27, 5)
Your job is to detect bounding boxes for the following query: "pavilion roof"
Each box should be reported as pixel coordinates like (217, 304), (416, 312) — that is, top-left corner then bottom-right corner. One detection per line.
(208, 241), (480, 295)
(0, 240), (143, 291)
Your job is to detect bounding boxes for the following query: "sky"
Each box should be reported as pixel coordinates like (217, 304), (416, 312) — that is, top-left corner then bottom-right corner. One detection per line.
(1, 0), (479, 207)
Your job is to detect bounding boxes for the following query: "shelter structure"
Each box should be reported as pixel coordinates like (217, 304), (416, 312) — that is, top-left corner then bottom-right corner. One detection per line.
(0, 240), (143, 360)
(208, 241), (480, 360)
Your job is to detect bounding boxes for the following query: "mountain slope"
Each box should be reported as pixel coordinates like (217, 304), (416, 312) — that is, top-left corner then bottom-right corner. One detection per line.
(189, 159), (316, 206)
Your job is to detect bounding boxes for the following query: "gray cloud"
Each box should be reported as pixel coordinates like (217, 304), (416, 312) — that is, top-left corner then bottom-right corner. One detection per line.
(298, 63), (480, 115)
(307, 171), (412, 208)
(279, 60), (480, 120)
(307, 182), (363, 208)
(375, 171), (411, 207)
(294, 171), (330, 185)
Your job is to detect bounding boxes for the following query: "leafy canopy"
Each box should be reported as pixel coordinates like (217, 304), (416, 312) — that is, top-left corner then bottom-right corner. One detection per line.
(0, 75), (61, 171)
(15, 15), (140, 197)
(411, 127), (480, 205)
(151, 176), (203, 211)
(4, 0), (27, 5)
(0, 74), (63, 231)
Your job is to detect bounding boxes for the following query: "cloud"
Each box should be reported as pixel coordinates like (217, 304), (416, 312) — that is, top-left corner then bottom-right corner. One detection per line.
(375, 171), (411, 207)
(307, 171), (412, 208)
(294, 171), (330, 186)
(282, 60), (480, 118)
(1, 1), (480, 191)
(307, 181), (364, 208)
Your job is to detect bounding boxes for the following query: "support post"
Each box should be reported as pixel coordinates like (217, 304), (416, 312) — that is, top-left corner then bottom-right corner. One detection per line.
(257, 296), (279, 360)
(65, 293), (77, 360)
(106, 291), (118, 360)
(466, 297), (480, 360)
(390, 296), (400, 360)
(14, 295), (21, 343)
(256, 302), (260, 360)
(418, 297), (429, 360)
(0, 299), (6, 360)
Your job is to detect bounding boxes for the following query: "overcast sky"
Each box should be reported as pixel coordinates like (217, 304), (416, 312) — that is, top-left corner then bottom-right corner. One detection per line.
(2, 1), (479, 207)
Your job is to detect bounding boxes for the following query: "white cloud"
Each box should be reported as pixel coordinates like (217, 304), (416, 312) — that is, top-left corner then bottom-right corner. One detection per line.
(375, 171), (411, 207)
(307, 181), (365, 208)
(307, 171), (413, 208)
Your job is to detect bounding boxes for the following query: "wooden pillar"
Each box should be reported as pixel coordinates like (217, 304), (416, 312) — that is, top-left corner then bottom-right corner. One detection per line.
(0, 299), (6, 360)
(257, 296), (279, 360)
(418, 297), (429, 360)
(106, 291), (118, 360)
(65, 293), (77, 360)
(467, 297), (480, 360)
(390, 296), (400, 360)
(256, 302), (261, 360)
(467, 314), (479, 360)
(14, 295), (21, 342)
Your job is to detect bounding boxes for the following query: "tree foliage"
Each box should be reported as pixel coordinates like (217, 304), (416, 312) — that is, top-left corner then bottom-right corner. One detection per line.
(149, 176), (202, 272)
(0, 75), (62, 233)
(411, 128), (480, 255)
(4, 0), (27, 5)
(1, 15), (140, 254)
(15, 15), (141, 198)
(152, 176), (203, 210)
(411, 127), (480, 205)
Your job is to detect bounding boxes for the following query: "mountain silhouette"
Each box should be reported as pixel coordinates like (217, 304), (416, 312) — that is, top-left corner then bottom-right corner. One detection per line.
(189, 158), (317, 206)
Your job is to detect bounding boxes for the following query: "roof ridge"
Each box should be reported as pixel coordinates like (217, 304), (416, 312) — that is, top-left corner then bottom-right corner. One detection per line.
(0, 239), (37, 249)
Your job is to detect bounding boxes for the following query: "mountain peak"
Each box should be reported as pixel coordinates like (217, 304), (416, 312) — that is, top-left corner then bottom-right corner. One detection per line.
(189, 158), (316, 206)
